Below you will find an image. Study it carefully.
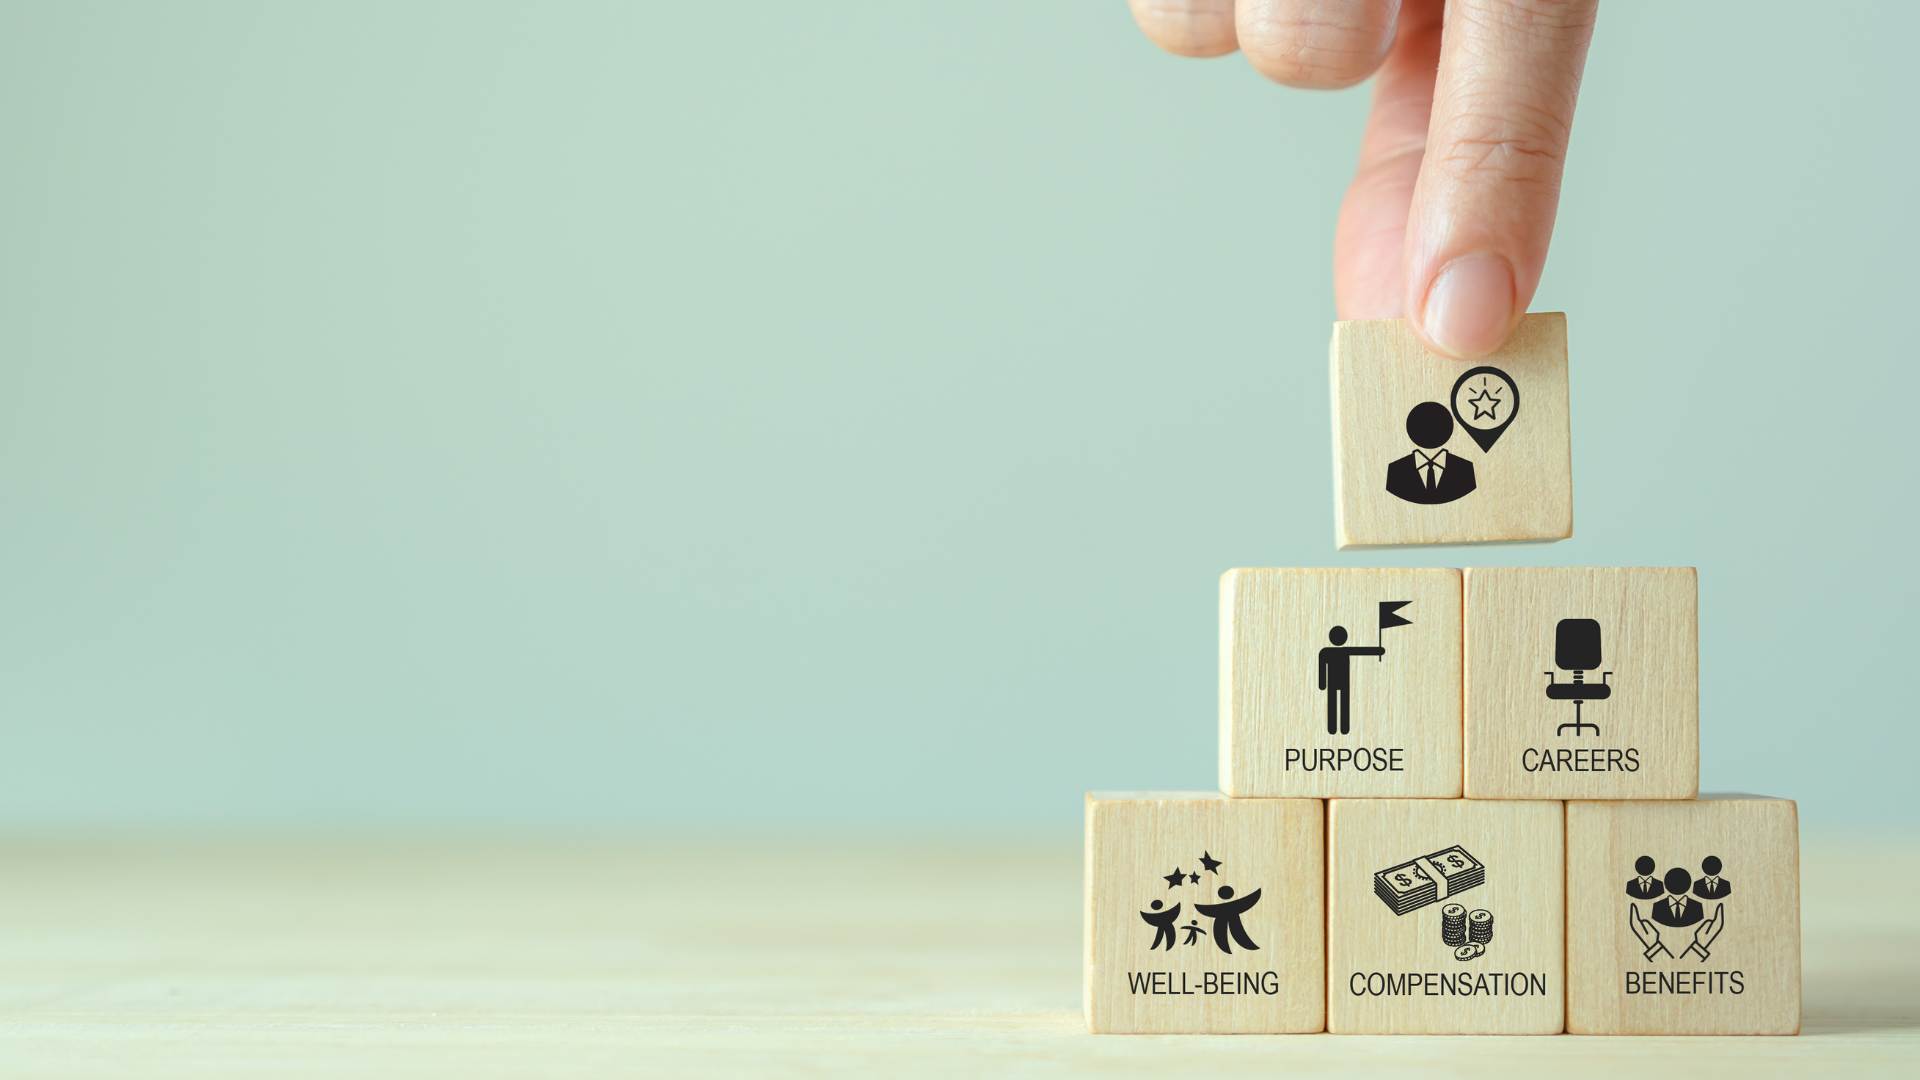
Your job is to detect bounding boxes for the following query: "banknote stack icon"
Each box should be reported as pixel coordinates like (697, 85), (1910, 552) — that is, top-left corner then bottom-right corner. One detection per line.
(1372, 844), (1486, 915)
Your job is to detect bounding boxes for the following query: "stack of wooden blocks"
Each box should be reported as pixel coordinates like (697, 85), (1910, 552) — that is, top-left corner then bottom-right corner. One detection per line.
(1085, 315), (1800, 1036)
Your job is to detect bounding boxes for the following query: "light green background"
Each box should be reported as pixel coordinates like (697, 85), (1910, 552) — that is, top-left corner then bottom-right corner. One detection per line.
(0, 3), (1910, 830)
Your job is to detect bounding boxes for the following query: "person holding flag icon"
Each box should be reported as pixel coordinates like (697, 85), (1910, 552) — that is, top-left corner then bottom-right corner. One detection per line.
(1317, 602), (1414, 735)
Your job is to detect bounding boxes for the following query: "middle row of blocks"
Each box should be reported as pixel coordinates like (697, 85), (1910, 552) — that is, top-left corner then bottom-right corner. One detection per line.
(1222, 566), (1697, 799)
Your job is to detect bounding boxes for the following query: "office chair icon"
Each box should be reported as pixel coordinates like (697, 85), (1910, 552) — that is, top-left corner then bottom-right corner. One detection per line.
(1543, 618), (1611, 736)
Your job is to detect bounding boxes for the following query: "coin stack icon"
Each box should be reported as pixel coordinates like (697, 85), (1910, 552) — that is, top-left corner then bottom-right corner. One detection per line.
(1440, 903), (1467, 946)
(1468, 908), (1494, 945)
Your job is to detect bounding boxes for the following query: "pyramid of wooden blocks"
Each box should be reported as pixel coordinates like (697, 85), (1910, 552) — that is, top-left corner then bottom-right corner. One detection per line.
(1085, 315), (1799, 1037)
(1084, 793), (1324, 1033)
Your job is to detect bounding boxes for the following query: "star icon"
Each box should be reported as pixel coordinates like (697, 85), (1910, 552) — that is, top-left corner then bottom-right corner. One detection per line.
(1198, 852), (1222, 874)
(1467, 387), (1502, 421)
(1188, 873), (1201, 884)
(1163, 868), (1186, 889)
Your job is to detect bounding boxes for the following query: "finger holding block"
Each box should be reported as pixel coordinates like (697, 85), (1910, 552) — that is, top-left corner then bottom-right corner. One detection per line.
(1221, 567), (1463, 798)
(1085, 793), (1325, 1033)
(1567, 796), (1801, 1035)
(1464, 567), (1698, 799)
(1331, 314), (1573, 548)
(1328, 799), (1565, 1034)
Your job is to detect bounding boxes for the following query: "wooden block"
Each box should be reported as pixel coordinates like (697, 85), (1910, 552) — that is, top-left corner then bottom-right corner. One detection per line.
(1327, 798), (1564, 1034)
(1221, 568), (1462, 798)
(1566, 796), (1801, 1034)
(1084, 792), (1324, 1033)
(1331, 313), (1573, 548)
(1464, 567), (1698, 800)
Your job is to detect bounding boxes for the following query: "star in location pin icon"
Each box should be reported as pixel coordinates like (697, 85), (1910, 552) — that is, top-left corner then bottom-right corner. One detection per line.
(1449, 366), (1520, 452)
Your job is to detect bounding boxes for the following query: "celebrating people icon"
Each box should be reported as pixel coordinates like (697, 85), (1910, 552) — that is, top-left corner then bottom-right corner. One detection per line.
(1650, 867), (1705, 928)
(1625, 855), (1665, 900)
(1193, 885), (1263, 954)
(1182, 920), (1205, 946)
(1319, 626), (1385, 735)
(1692, 856), (1733, 899)
(1385, 402), (1478, 505)
(1139, 899), (1182, 951)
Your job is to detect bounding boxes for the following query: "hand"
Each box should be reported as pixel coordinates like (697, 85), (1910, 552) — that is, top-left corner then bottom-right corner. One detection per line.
(1127, 1), (1598, 359)
(1685, 902), (1725, 961)
(1628, 902), (1668, 961)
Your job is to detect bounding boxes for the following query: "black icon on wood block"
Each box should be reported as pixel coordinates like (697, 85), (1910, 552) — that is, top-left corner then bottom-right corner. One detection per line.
(1374, 845), (1495, 961)
(1693, 856), (1732, 899)
(1372, 844), (1484, 915)
(1384, 366), (1519, 505)
(1544, 618), (1612, 736)
(1141, 899), (1181, 950)
(1317, 602), (1412, 736)
(1625, 855), (1664, 899)
(1441, 903), (1495, 961)
(1623, 856), (1730, 962)
(1195, 887), (1263, 954)
(1450, 366), (1520, 452)
(1141, 853), (1263, 954)
(1385, 403), (1478, 505)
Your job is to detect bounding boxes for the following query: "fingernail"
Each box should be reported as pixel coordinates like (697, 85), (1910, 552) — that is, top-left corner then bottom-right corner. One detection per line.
(1419, 253), (1515, 359)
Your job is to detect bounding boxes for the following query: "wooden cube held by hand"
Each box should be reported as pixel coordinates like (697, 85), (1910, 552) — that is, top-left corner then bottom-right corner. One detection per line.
(1330, 314), (1572, 548)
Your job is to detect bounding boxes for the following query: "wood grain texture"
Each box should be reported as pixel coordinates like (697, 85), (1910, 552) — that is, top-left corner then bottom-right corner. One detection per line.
(1567, 796), (1801, 1035)
(1328, 799), (1565, 1034)
(1331, 313), (1573, 548)
(0, 833), (1906, 1075)
(1221, 568), (1462, 798)
(1465, 567), (1698, 799)
(1085, 793), (1324, 1032)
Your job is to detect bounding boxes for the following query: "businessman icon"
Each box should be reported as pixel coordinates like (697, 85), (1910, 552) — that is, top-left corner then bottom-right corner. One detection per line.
(1651, 868), (1705, 928)
(1625, 855), (1665, 900)
(1385, 402), (1478, 505)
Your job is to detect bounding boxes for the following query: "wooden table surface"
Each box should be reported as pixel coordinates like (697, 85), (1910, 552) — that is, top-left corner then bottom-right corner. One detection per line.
(0, 831), (1913, 1077)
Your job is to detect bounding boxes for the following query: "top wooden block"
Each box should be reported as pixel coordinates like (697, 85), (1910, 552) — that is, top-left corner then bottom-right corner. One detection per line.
(1331, 314), (1573, 548)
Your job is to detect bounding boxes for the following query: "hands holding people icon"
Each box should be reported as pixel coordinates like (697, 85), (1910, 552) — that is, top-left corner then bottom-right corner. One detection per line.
(1628, 901), (1725, 963)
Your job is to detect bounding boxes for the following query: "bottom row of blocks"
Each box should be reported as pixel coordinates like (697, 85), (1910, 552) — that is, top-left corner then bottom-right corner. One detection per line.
(1085, 792), (1799, 1034)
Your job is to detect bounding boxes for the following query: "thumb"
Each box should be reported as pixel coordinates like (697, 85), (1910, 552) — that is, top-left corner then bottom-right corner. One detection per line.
(1402, 0), (1597, 359)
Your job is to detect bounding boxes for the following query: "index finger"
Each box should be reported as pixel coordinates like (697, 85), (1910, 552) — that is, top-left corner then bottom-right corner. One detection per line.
(1402, 0), (1597, 358)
